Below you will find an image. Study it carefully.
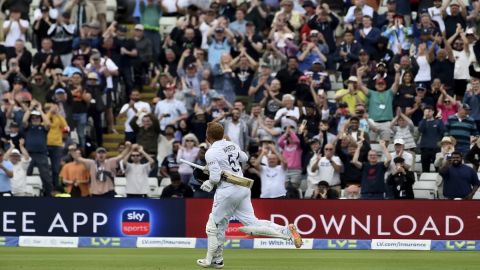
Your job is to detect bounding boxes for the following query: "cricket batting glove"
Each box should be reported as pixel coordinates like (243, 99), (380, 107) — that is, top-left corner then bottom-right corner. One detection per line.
(200, 180), (214, 192)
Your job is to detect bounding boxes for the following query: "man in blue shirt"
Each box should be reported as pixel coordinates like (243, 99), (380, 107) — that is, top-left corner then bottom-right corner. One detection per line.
(21, 100), (52, 196)
(440, 151), (480, 199)
(0, 149), (14, 196)
(352, 139), (392, 199)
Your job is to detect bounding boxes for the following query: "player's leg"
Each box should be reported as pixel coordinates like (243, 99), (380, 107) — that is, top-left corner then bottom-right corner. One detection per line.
(234, 188), (303, 247)
(197, 190), (235, 268)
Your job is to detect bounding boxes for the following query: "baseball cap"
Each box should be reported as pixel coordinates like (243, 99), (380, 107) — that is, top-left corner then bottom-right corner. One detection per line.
(450, 0), (460, 6)
(394, 138), (405, 145)
(359, 48), (368, 55)
(309, 30), (319, 36)
(466, 28), (475, 35)
(10, 149), (21, 156)
(87, 72), (99, 80)
(96, 147), (107, 153)
(13, 77), (24, 84)
(186, 62), (196, 69)
(347, 76), (358, 83)
(260, 135), (274, 143)
(30, 110), (42, 116)
(10, 122), (19, 128)
(416, 83), (427, 91)
(312, 59), (323, 65)
(134, 24), (144, 31)
(441, 136), (454, 144)
(55, 88), (66, 95)
(376, 61), (387, 68)
(302, 0), (315, 8)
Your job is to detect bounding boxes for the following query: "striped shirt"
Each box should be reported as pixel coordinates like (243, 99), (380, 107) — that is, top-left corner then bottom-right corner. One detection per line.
(445, 114), (478, 154)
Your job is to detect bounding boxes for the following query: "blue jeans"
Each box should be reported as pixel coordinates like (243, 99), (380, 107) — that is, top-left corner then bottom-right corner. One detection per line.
(72, 113), (87, 148)
(48, 146), (63, 190)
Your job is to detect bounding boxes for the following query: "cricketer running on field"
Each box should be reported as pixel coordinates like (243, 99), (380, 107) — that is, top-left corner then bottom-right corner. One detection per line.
(195, 122), (302, 269)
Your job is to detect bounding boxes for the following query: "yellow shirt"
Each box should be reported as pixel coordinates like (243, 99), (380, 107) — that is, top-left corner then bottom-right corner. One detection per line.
(335, 89), (367, 114)
(47, 113), (67, 147)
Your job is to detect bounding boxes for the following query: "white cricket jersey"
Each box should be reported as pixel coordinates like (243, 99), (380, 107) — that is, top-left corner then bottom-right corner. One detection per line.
(205, 139), (248, 188)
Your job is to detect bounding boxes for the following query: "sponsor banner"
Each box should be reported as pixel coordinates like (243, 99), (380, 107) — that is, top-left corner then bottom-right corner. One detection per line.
(78, 237), (137, 248)
(19, 236), (79, 248)
(431, 240), (480, 251)
(371, 239), (431, 250)
(137, 237), (196, 248)
(195, 238), (254, 249)
(186, 200), (480, 240)
(313, 239), (371, 250)
(253, 238), (314, 249)
(0, 236), (19, 247)
(0, 198), (185, 237)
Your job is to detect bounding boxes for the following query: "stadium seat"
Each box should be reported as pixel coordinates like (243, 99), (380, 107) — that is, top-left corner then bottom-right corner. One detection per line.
(473, 191), (480, 200)
(413, 181), (437, 199)
(148, 177), (159, 190)
(160, 178), (171, 187)
(114, 177), (127, 187)
(114, 186), (126, 197)
(419, 173), (439, 182)
(159, 17), (177, 37)
(26, 176), (43, 189)
(147, 186), (164, 198)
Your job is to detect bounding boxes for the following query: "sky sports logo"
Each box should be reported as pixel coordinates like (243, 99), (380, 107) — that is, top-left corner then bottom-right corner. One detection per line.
(121, 210), (150, 236)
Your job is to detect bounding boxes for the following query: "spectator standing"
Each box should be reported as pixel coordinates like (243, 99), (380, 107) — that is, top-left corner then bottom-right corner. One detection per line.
(254, 144), (288, 199)
(67, 73), (92, 149)
(445, 104), (478, 155)
(118, 89), (152, 143)
(386, 157), (415, 199)
(352, 140), (391, 199)
(215, 108), (249, 151)
(0, 148), (14, 196)
(307, 3), (339, 55)
(60, 149), (90, 197)
(75, 144), (131, 197)
(140, 0), (164, 59)
(160, 141), (181, 178)
(448, 24), (470, 99)
(176, 133), (200, 184)
(275, 57), (303, 95)
(47, 12), (76, 68)
(64, 0), (96, 32)
(354, 15), (380, 56)
(333, 30), (361, 81)
(130, 113), (160, 162)
(344, 0), (374, 24)
(154, 83), (188, 130)
(274, 94), (300, 130)
(46, 103), (68, 190)
(418, 106), (445, 172)
(388, 139), (414, 175)
(278, 127), (303, 188)
(21, 101), (53, 196)
(133, 24), (153, 88)
(123, 144), (155, 198)
(440, 151), (479, 199)
(2, 7), (29, 47)
(462, 77), (480, 131)
(6, 139), (30, 196)
(308, 143), (343, 195)
(335, 76), (367, 114)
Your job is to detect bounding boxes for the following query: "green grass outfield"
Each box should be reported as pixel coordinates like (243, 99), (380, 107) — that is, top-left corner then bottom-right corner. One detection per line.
(1, 247), (479, 270)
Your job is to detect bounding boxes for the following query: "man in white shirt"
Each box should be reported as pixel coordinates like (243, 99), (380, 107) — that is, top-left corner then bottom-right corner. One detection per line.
(344, 0), (374, 24)
(428, 0), (446, 32)
(274, 94), (300, 130)
(307, 143), (343, 195)
(7, 139), (31, 196)
(388, 139), (414, 175)
(154, 83), (188, 130)
(2, 7), (29, 47)
(123, 144), (155, 197)
(196, 122), (302, 268)
(118, 89), (152, 143)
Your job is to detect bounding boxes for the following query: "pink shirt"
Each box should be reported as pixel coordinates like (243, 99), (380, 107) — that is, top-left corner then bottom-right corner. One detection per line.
(278, 131), (302, 170)
(437, 103), (458, 123)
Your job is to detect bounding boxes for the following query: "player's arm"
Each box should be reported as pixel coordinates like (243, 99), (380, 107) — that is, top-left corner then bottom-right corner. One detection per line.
(205, 151), (222, 184)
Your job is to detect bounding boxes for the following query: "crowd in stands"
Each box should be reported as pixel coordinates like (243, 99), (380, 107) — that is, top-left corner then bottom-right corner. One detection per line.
(0, 0), (480, 200)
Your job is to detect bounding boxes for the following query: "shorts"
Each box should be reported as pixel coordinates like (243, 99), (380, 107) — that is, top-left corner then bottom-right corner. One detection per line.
(90, 0), (107, 15)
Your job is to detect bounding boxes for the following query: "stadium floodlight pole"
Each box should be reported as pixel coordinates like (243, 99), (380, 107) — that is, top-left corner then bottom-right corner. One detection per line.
(179, 159), (254, 188)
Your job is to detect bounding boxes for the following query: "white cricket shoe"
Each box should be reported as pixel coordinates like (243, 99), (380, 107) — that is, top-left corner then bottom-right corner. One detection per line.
(196, 259), (224, 269)
(288, 224), (303, 248)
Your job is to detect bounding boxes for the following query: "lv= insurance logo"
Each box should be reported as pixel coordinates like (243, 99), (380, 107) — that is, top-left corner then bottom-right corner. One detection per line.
(122, 210), (150, 235)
